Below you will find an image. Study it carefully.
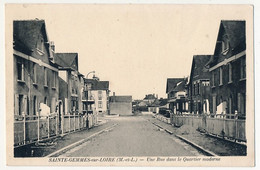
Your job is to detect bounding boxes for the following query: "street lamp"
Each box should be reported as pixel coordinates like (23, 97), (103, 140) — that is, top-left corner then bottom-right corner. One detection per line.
(86, 71), (95, 80)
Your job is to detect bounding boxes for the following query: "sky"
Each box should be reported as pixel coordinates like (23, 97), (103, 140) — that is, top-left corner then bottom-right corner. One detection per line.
(6, 4), (251, 99)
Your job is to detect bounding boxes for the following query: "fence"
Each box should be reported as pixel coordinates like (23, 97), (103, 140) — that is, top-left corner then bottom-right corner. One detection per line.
(14, 112), (97, 147)
(171, 114), (246, 142)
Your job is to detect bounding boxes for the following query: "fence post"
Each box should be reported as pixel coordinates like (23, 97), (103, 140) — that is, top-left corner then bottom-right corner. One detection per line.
(56, 112), (58, 136)
(47, 115), (50, 138)
(37, 111), (40, 141)
(61, 112), (64, 135)
(23, 113), (26, 145)
(74, 111), (76, 131)
(78, 114), (80, 130)
(69, 113), (71, 132)
(235, 119), (238, 141)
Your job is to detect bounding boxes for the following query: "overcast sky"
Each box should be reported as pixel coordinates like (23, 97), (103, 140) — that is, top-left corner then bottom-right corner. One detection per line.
(7, 4), (251, 99)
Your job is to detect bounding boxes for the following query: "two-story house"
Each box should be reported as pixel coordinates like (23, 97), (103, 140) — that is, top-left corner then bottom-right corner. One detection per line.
(187, 55), (211, 114)
(55, 53), (83, 115)
(13, 20), (59, 119)
(84, 78), (109, 116)
(206, 20), (246, 119)
(166, 78), (187, 114)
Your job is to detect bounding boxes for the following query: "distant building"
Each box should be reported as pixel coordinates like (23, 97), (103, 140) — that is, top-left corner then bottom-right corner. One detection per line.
(55, 53), (84, 115)
(187, 55), (211, 114)
(13, 20), (59, 118)
(148, 98), (168, 114)
(84, 78), (109, 116)
(109, 93), (132, 116)
(206, 20), (246, 119)
(143, 94), (157, 104)
(166, 78), (187, 114)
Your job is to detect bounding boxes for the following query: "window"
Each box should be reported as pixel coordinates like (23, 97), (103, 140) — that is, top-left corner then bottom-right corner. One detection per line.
(212, 72), (215, 87)
(33, 64), (37, 83)
(240, 56), (246, 79)
(197, 82), (200, 95)
(221, 38), (229, 54)
(37, 37), (44, 52)
(52, 71), (57, 88)
(44, 97), (47, 105)
(229, 96), (232, 114)
(17, 61), (24, 81)
(33, 96), (37, 115)
(98, 101), (102, 108)
(44, 67), (48, 86)
(18, 95), (23, 115)
(98, 91), (102, 100)
(219, 67), (223, 85)
(193, 83), (196, 95)
(228, 63), (232, 83)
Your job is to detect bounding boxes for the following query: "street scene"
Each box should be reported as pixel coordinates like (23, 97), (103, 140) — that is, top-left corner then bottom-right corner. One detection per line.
(9, 5), (251, 163)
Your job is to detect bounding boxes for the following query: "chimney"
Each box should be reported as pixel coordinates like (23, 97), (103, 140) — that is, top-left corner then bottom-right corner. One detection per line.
(50, 41), (55, 52)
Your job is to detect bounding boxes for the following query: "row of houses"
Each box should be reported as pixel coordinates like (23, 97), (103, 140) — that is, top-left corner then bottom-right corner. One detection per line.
(13, 19), (110, 146)
(166, 20), (246, 119)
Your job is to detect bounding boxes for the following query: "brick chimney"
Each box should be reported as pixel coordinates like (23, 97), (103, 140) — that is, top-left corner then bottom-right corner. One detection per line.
(50, 41), (55, 52)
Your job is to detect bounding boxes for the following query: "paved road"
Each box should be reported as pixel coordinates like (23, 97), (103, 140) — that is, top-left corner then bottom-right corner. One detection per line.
(59, 115), (203, 157)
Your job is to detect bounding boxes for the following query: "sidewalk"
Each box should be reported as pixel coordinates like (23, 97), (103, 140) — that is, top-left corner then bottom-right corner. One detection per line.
(145, 115), (246, 156)
(14, 118), (115, 157)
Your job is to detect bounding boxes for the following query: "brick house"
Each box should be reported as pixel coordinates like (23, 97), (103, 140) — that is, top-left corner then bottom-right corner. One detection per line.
(55, 53), (84, 115)
(166, 78), (188, 114)
(187, 55), (211, 114)
(206, 20), (246, 119)
(13, 20), (59, 119)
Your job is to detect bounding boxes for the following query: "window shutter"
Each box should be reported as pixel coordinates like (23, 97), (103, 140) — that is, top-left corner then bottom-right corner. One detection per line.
(237, 93), (241, 114)
(14, 94), (19, 115)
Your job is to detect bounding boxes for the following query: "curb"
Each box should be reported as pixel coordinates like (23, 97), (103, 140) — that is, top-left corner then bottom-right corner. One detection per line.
(45, 124), (117, 157)
(152, 122), (217, 156)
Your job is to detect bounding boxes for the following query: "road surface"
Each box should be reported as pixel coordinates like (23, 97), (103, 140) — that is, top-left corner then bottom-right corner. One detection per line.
(59, 115), (203, 157)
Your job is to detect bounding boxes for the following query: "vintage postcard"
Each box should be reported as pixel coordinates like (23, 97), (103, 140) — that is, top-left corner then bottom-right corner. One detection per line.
(5, 4), (254, 166)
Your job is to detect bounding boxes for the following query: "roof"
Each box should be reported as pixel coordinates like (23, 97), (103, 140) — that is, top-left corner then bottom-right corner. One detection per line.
(150, 98), (168, 107)
(85, 79), (109, 90)
(110, 96), (132, 103)
(208, 20), (245, 67)
(144, 94), (156, 100)
(166, 78), (185, 93)
(55, 53), (78, 70)
(172, 80), (186, 92)
(13, 20), (51, 56)
(189, 55), (211, 81)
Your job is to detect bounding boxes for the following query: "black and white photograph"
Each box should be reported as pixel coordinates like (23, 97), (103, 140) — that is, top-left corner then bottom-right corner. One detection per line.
(4, 3), (255, 166)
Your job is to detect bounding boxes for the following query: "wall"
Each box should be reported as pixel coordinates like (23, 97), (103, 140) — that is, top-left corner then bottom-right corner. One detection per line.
(110, 102), (132, 116)
(91, 90), (108, 114)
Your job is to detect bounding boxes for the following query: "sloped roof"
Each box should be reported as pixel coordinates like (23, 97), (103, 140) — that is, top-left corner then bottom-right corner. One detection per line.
(55, 53), (78, 70)
(85, 79), (109, 90)
(110, 96), (132, 103)
(144, 94), (156, 100)
(172, 80), (186, 92)
(150, 98), (168, 107)
(13, 20), (49, 55)
(189, 55), (211, 81)
(208, 20), (245, 67)
(166, 78), (185, 93)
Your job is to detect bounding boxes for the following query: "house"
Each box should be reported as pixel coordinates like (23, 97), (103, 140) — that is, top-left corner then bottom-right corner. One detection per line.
(13, 20), (59, 119)
(55, 53), (84, 115)
(148, 98), (168, 114)
(143, 94), (157, 104)
(187, 55), (211, 114)
(109, 93), (132, 116)
(166, 78), (188, 114)
(206, 20), (246, 119)
(84, 78), (110, 116)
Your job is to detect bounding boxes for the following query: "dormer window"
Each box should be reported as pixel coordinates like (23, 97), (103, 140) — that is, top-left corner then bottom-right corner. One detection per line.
(36, 36), (44, 55)
(221, 36), (229, 55)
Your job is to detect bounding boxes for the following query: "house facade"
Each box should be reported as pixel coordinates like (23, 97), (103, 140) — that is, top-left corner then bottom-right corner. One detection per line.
(13, 20), (59, 119)
(187, 55), (211, 115)
(206, 20), (246, 119)
(55, 53), (83, 115)
(166, 78), (188, 114)
(84, 78), (110, 116)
